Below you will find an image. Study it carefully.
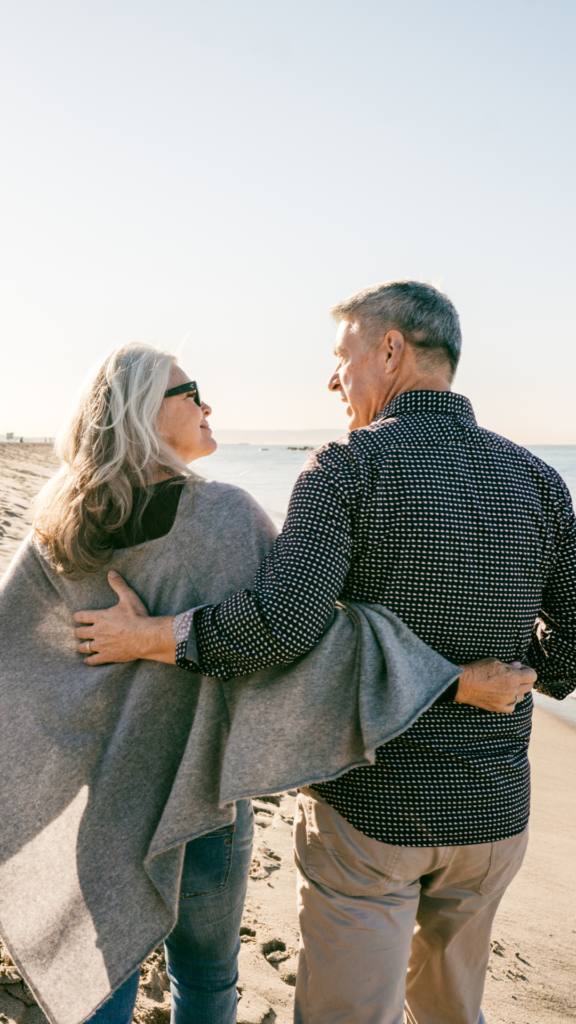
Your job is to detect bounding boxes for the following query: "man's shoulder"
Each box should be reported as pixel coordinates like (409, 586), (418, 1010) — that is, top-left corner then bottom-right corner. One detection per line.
(311, 421), (401, 462)
(308, 414), (572, 511)
(309, 417), (425, 476)
(468, 427), (573, 504)
(306, 419), (438, 486)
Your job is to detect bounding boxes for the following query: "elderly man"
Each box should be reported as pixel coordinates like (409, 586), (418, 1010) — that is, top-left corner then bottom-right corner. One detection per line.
(75, 281), (576, 1024)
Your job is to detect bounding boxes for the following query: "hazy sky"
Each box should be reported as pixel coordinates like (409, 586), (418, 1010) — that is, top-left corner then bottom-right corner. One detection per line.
(1, 0), (575, 441)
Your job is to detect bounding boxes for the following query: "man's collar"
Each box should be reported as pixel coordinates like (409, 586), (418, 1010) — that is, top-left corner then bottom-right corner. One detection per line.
(374, 389), (476, 424)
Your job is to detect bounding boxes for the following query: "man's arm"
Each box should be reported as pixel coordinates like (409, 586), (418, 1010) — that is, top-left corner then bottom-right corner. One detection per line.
(186, 447), (356, 677)
(73, 445), (355, 670)
(528, 508), (576, 699)
(74, 445), (537, 713)
(74, 569), (536, 712)
(73, 444), (354, 667)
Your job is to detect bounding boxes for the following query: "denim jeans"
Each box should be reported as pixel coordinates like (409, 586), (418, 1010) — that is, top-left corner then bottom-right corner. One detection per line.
(87, 799), (254, 1024)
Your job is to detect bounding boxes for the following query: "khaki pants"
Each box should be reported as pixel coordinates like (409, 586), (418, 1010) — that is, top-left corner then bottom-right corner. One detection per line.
(294, 789), (528, 1024)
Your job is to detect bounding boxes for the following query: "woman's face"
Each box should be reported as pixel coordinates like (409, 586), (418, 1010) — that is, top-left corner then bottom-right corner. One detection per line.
(158, 365), (217, 464)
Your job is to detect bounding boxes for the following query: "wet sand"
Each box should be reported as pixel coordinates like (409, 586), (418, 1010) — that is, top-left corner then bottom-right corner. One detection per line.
(0, 442), (575, 1023)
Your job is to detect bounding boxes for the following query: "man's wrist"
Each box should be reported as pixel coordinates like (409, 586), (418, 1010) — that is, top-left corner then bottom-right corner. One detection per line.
(140, 615), (177, 664)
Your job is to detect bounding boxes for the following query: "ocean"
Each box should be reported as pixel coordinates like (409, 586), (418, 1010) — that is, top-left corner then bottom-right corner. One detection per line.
(198, 440), (576, 727)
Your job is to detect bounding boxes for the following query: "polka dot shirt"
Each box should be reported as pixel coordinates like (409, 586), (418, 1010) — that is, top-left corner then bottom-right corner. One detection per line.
(177, 390), (576, 846)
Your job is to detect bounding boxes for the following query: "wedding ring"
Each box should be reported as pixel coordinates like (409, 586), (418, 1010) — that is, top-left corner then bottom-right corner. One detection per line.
(86, 640), (93, 654)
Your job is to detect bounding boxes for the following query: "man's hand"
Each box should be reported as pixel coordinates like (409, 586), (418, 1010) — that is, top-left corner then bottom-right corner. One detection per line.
(456, 658), (537, 713)
(73, 571), (177, 666)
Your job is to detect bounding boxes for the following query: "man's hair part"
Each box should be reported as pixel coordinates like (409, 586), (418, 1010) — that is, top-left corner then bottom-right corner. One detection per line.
(330, 280), (462, 375)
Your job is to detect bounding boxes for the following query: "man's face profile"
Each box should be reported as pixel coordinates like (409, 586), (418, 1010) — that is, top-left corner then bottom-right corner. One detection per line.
(328, 320), (398, 430)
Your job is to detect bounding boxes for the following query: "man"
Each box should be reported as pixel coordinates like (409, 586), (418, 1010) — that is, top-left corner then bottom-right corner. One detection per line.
(75, 281), (576, 1024)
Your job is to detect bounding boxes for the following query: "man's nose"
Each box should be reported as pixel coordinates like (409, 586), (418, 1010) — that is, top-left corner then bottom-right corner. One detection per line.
(328, 370), (341, 392)
(201, 401), (212, 416)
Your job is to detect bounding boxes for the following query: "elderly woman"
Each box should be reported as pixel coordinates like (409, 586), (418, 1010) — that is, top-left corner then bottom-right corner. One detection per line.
(3, 344), (274, 1024)
(0, 343), (532, 1024)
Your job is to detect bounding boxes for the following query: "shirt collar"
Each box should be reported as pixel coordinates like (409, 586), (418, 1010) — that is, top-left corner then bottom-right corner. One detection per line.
(375, 390), (476, 424)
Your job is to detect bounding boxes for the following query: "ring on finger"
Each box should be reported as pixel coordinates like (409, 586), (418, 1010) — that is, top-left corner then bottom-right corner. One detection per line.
(86, 640), (93, 654)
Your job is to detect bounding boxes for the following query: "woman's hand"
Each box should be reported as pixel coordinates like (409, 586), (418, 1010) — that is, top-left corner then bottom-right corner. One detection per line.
(73, 571), (177, 665)
(456, 658), (537, 713)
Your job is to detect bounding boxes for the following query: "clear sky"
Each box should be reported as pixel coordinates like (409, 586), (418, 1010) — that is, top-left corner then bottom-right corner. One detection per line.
(1, 0), (575, 441)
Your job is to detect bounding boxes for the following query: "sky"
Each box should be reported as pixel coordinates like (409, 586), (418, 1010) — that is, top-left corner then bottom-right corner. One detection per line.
(1, 0), (575, 442)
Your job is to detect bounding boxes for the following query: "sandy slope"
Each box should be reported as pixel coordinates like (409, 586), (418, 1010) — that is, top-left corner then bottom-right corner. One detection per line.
(0, 444), (58, 575)
(1, 442), (575, 1023)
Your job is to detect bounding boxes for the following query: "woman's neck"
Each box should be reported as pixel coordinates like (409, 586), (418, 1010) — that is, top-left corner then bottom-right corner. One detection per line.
(149, 469), (174, 484)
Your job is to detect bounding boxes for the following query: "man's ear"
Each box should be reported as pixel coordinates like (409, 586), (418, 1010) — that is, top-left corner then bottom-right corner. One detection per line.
(383, 330), (405, 375)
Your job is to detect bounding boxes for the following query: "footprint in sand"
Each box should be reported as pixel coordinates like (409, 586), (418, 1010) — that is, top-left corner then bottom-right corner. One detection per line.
(260, 940), (298, 989)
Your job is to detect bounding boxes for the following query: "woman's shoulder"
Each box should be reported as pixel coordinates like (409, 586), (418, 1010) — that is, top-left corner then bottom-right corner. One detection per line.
(184, 474), (278, 538)
(175, 475), (278, 592)
(187, 473), (266, 511)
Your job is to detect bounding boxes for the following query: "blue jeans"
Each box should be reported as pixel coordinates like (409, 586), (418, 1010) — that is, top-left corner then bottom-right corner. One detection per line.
(88, 799), (254, 1024)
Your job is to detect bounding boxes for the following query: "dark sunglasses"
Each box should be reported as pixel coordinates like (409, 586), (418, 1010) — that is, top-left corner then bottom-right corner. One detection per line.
(164, 380), (201, 406)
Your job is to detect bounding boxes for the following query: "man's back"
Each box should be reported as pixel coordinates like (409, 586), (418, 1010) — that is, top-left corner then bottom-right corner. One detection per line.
(334, 389), (568, 666)
(187, 388), (576, 845)
(309, 390), (576, 844)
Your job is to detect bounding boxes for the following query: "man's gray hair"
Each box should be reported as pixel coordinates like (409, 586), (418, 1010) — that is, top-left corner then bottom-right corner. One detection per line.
(330, 280), (462, 374)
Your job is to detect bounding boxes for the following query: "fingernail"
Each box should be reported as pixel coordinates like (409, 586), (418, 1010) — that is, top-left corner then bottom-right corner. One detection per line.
(108, 570), (119, 578)
(511, 661), (522, 668)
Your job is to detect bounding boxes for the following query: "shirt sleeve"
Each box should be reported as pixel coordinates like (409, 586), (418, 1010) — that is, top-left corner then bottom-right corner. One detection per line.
(529, 501), (576, 700)
(175, 444), (357, 679)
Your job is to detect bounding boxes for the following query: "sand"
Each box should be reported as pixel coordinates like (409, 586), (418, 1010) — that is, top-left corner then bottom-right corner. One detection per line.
(481, 709), (576, 1023)
(0, 441), (574, 1024)
(0, 443), (59, 576)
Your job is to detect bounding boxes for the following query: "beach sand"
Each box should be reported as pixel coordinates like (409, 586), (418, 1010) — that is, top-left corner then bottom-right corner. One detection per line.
(0, 444), (59, 576)
(0, 442), (574, 1023)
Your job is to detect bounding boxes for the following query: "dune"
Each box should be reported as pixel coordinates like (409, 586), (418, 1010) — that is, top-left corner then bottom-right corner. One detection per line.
(0, 442), (575, 1023)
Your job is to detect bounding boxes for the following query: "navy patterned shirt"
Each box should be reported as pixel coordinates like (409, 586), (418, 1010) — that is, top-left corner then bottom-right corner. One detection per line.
(176, 390), (576, 846)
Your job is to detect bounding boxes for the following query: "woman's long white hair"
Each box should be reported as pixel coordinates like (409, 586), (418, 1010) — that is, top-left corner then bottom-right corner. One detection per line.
(33, 343), (190, 577)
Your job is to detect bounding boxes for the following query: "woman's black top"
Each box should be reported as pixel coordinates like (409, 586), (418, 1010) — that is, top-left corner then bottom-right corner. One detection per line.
(115, 477), (186, 547)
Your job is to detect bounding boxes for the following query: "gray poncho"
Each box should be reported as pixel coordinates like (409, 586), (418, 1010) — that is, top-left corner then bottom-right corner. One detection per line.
(0, 477), (460, 1024)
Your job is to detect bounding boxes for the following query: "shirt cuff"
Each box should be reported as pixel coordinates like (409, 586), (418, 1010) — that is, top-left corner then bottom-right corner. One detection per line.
(173, 609), (196, 645)
(172, 605), (209, 672)
(432, 678), (460, 705)
(534, 679), (576, 700)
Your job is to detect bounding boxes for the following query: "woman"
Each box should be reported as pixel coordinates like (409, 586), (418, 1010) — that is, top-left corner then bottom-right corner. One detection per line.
(0, 343), (525, 1024)
(24, 343), (277, 1024)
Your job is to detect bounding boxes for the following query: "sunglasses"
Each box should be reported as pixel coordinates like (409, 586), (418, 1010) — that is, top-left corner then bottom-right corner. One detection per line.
(164, 380), (201, 406)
